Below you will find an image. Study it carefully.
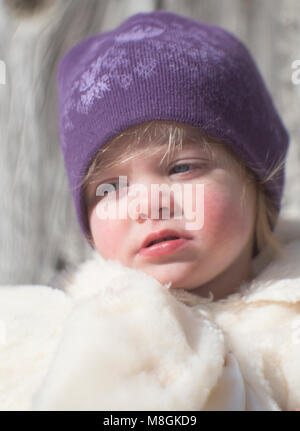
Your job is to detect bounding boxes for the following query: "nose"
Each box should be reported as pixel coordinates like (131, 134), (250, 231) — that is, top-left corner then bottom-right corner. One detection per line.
(136, 206), (171, 223)
(129, 178), (177, 223)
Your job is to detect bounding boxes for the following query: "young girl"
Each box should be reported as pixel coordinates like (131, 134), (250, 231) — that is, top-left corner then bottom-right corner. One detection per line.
(56, 8), (289, 302)
(1, 10), (299, 411)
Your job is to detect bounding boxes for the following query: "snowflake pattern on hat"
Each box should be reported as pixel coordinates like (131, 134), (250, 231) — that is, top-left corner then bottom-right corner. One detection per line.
(61, 17), (241, 132)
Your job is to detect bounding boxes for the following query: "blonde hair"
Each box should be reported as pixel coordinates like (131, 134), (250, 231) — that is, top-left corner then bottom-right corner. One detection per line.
(81, 120), (285, 258)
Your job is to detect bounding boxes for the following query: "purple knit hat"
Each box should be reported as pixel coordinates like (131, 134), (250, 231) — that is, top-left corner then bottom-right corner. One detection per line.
(57, 10), (289, 246)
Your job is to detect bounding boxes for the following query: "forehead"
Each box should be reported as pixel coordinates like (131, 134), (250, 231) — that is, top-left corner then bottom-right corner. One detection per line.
(105, 139), (205, 161)
(94, 138), (236, 177)
(99, 133), (221, 165)
(95, 121), (208, 161)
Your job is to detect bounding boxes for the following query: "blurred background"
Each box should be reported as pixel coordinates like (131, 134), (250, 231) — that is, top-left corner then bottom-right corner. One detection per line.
(0, 0), (299, 286)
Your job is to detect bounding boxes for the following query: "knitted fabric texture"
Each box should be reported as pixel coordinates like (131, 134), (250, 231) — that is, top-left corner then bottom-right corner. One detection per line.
(57, 10), (289, 244)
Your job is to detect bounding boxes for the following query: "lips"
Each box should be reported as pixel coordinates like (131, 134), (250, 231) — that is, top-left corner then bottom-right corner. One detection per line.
(140, 229), (191, 250)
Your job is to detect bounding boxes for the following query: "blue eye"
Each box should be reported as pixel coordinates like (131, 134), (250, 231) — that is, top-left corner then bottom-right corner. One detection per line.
(170, 164), (193, 174)
(96, 181), (123, 199)
(105, 183), (118, 195)
(109, 182), (120, 191)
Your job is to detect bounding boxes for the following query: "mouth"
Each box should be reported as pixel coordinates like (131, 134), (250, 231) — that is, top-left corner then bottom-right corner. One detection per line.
(139, 229), (192, 257)
(146, 235), (180, 247)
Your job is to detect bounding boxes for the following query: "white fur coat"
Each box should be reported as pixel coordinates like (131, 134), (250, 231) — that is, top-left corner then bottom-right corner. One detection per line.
(0, 212), (300, 411)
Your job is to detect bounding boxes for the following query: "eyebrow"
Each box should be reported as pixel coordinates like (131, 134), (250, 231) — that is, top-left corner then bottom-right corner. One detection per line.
(101, 144), (208, 173)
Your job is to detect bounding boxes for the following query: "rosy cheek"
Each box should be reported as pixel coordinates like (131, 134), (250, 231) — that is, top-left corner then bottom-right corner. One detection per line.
(89, 208), (124, 259)
(201, 184), (246, 243)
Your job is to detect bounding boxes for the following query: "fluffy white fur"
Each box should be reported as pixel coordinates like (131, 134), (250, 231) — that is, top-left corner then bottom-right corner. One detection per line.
(32, 270), (228, 410)
(0, 212), (299, 410)
(0, 285), (72, 410)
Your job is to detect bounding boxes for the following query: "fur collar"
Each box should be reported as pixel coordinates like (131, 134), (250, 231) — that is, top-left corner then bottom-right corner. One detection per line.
(31, 211), (300, 411)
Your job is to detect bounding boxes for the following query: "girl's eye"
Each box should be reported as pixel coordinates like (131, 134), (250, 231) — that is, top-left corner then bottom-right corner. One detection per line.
(169, 163), (196, 175)
(96, 181), (124, 199)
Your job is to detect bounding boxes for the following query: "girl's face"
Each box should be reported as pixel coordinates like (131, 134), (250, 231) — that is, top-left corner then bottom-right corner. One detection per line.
(86, 137), (257, 300)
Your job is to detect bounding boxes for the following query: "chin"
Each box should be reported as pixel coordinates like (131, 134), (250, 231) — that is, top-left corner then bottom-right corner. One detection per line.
(144, 267), (193, 289)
